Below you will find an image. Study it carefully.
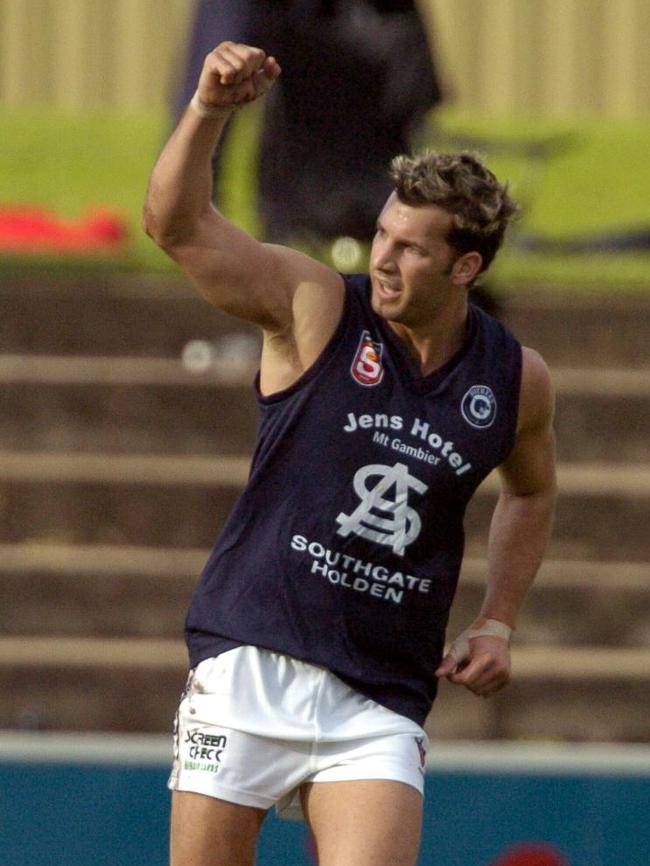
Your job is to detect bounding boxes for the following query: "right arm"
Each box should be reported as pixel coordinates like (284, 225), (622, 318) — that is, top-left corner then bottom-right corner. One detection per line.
(143, 43), (344, 387)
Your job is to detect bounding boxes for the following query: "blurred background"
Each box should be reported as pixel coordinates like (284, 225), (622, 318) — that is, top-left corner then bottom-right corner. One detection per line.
(0, 1), (649, 864)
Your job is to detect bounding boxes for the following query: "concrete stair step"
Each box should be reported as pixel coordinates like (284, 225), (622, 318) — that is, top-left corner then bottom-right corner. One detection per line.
(467, 462), (650, 560)
(0, 543), (200, 639)
(1, 637), (648, 740)
(0, 645), (183, 733)
(2, 274), (649, 366)
(552, 367), (650, 462)
(0, 353), (254, 387)
(1, 452), (648, 557)
(452, 559), (650, 648)
(554, 392), (648, 462)
(0, 275), (254, 358)
(0, 361), (258, 455)
(1, 543), (648, 647)
(2, 637), (647, 676)
(3, 357), (648, 392)
(0, 450), (251, 486)
(433, 669), (650, 743)
(504, 294), (650, 367)
(1, 356), (648, 461)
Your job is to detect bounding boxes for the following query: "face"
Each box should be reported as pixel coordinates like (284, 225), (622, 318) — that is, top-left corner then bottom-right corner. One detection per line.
(369, 193), (480, 329)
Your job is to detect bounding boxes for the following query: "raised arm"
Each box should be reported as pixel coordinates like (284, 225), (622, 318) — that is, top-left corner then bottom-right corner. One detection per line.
(436, 347), (557, 696)
(143, 42), (344, 389)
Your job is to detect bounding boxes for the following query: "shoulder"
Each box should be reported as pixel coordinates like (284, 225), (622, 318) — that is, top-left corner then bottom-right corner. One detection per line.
(258, 244), (346, 341)
(471, 302), (521, 356)
(517, 346), (555, 434)
(257, 249), (348, 395)
(498, 346), (557, 495)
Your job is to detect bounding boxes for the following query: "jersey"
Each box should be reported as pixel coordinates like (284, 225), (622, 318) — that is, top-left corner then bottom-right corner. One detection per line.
(185, 274), (522, 726)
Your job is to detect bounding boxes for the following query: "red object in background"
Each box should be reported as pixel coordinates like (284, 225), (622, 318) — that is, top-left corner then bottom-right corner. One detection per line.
(491, 842), (570, 866)
(0, 205), (128, 253)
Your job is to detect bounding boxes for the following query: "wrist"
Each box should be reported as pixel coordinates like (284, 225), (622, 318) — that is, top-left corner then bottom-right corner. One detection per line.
(189, 90), (236, 119)
(474, 609), (517, 630)
(469, 618), (513, 643)
(446, 618), (513, 667)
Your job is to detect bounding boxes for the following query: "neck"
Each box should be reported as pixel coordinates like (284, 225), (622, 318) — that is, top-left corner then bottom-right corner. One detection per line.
(388, 295), (469, 376)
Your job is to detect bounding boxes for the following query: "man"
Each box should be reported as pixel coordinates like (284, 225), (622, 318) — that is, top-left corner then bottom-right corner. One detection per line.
(144, 43), (556, 866)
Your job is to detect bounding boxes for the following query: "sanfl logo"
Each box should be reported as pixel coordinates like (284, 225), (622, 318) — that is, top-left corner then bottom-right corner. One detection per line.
(351, 330), (384, 386)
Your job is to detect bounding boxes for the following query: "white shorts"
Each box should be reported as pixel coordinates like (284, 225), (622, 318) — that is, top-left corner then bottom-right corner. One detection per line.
(168, 646), (428, 820)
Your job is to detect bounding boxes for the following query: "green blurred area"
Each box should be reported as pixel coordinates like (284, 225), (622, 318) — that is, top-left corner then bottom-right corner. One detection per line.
(1, 106), (649, 293)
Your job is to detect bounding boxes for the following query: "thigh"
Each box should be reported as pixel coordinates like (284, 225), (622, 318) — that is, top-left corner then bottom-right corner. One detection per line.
(170, 790), (266, 866)
(300, 780), (423, 866)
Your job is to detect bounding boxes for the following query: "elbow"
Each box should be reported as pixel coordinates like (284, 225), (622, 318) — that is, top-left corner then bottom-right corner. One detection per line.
(142, 192), (212, 252)
(142, 203), (171, 248)
(142, 177), (176, 247)
(505, 483), (557, 509)
(142, 203), (185, 252)
(498, 482), (557, 527)
(141, 178), (185, 248)
(141, 204), (158, 242)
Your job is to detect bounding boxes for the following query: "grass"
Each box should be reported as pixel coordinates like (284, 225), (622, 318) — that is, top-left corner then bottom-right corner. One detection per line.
(0, 105), (266, 274)
(1, 106), (650, 293)
(0, 109), (166, 272)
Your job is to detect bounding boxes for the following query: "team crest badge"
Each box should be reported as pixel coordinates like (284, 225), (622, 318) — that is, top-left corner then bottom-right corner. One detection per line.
(351, 330), (384, 386)
(461, 384), (497, 429)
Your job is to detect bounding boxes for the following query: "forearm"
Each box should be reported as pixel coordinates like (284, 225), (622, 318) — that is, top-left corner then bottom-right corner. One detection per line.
(143, 105), (231, 247)
(479, 486), (556, 628)
(145, 42), (280, 263)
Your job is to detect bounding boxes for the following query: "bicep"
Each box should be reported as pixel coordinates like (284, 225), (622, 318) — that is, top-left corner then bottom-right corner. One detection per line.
(499, 421), (556, 497)
(165, 207), (345, 388)
(165, 207), (295, 328)
(499, 348), (557, 496)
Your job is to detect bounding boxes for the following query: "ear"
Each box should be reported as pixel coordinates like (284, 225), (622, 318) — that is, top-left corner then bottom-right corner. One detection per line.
(451, 251), (483, 287)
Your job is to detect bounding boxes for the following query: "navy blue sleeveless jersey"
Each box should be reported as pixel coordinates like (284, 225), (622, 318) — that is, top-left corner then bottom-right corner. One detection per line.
(185, 274), (522, 726)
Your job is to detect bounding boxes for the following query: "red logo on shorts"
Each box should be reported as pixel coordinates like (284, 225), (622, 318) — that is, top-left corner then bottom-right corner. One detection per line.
(351, 330), (384, 386)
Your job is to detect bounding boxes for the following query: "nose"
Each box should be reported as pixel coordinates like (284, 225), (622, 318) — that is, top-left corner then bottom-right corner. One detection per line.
(372, 235), (397, 273)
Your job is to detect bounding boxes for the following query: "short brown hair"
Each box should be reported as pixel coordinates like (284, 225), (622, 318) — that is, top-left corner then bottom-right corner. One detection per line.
(389, 151), (519, 275)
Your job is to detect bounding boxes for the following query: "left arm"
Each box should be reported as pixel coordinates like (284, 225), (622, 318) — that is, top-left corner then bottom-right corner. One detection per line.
(436, 347), (557, 696)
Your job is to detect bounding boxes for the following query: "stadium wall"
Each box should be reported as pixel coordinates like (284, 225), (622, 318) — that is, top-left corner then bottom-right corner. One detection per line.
(0, 0), (649, 116)
(1, 733), (649, 866)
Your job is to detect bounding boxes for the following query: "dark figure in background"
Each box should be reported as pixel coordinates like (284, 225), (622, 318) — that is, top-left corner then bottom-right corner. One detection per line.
(173, 0), (442, 243)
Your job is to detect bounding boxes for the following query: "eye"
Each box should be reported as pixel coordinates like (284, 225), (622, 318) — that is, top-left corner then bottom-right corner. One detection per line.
(406, 244), (425, 256)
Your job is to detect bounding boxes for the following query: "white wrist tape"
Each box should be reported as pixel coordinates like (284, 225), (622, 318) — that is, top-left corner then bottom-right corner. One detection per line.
(448, 619), (512, 665)
(189, 91), (236, 119)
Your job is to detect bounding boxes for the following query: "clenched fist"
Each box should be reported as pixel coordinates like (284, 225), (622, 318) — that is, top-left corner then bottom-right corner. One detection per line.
(195, 42), (281, 114)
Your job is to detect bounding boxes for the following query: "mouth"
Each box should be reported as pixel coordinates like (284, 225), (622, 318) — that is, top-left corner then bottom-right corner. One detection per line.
(374, 275), (402, 301)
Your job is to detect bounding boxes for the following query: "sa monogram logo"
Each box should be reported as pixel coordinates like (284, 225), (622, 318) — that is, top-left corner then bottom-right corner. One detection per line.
(461, 384), (497, 429)
(351, 330), (384, 386)
(336, 462), (427, 556)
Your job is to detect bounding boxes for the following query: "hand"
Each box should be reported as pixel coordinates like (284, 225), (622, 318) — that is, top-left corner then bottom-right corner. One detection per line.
(435, 633), (512, 698)
(197, 42), (281, 112)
